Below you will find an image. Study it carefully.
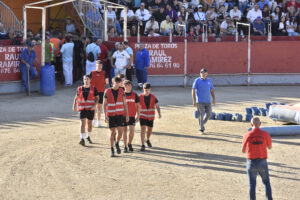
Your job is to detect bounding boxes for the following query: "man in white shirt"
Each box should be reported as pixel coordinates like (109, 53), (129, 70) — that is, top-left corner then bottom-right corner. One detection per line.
(111, 42), (130, 76)
(60, 36), (74, 86)
(220, 16), (236, 36)
(135, 3), (151, 23)
(247, 4), (262, 23)
(145, 16), (159, 34)
(86, 37), (101, 75)
(66, 18), (75, 33)
(230, 5), (242, 21)
(120, 7), (135, 22)
(194, 5), (206, 23)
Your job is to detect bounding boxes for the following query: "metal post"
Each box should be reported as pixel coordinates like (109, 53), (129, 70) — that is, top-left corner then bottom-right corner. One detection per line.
(104, 4), (108, 41)
(184, 38), (187, 88)
(137, 24), (140, 43)
(267, 22), (272, 42)
(205, 24), (208, 42)
(41, 7), (46, 66)
(247, 25), (251, 86)
(235, 22), (238, 42)
(169, 31), (172, 43)
(123, 7), (127, 41)
(23, 6), (27, 42)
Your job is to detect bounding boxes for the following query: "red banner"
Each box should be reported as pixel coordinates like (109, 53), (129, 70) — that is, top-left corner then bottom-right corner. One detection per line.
(0, 45), (41, 82)
(133, 43), (184, 75)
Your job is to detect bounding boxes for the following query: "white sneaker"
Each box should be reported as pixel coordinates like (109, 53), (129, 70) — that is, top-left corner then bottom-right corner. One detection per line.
(92, 120), (96, 127)
(97, 121), (101, 128)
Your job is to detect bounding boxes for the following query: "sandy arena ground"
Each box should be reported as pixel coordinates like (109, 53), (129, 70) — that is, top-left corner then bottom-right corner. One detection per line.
(0, 85), (300, 200)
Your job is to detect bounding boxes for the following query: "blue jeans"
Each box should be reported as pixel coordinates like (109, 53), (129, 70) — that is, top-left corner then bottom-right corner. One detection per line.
(135, 69), (147, 85)
(247, 159), (273, 200)
(20, 65), (38, 92)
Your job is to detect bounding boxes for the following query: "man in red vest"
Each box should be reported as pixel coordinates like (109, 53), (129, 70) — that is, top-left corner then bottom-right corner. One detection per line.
(123, 80), (140, 152)
(103, 77), (129, 157)
(139, 83), (161, 151)
(73, 75), (99, 146)
(90, 60), (109, 127)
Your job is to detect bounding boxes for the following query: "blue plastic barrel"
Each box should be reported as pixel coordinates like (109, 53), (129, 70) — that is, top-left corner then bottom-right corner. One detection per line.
(245, 114), (253, 122)
(216, 113), (225, 120)
(251, 107), (260, 115)
(40, 64), (55, 96)
(233, 113), (243, 122)
(245, 108), (252, 115)
(211, 112), (216, 120)
(265, 103), (272, 110)
(224, 113), (233, 121)
(259, 108), (267, 116)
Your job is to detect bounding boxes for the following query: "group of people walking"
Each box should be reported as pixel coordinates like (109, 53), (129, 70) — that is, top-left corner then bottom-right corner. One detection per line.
(73, 60), (161, 157)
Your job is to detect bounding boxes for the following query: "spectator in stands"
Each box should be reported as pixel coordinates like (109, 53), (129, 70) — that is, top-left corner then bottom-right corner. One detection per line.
(258, 0), (270, 10)
(107, 26), (119, 38)
(148, 28), (160, 36)
(165, 4), (178, 22)
(276, 16), (288, 36)
(135, 3), (152, 24)
(73, 33), (84, 82)
(246, 0), (256, 13)
(175, 16), (187, 36)
(286, 4), (299, 19)
(20, 42), (39, 95)
(271, 6), (284, 24)
(216, 0), (228, 12)
(203, 0), (216, 11)
(145, 16), (159, 35)
(230, 5), (242, 21)
(269, 0), (278, 12)
(0, 23), (8, 39)
(86, 37), (101, 75)
(188, 25), (196, 37)
(135, 42), (150, 90)
(262, 4), (271, 24)
(111, 42), (130, 76)
(177, 6), (187, 20)
(226, 0), (236, 11)
(7, 27), (15, 40)
(66, 17), (75, 33)
(107, 6), (122, 35)
(60, 36), (74, 86)
(220, 16), (236, 35)
(86, 6), (101, 36)
(206, 6), (218, 35)
(217, 5), (229, 23)
(182, 0), (189, 9)
(191, 0), (200, 8)
(130, 25), (138, 36)
(253, 17), (266, 35)
(150, 0), (163, 13)
(194, 24), (203, 38)
(194, 5), (206, 25)
(287, 0), (300, 11)
(120, 6), (136, 26)
(173, 0), (181, 11)
(153, 5), (167, 24)
(186, 6), (197, 30)
(286, 17), (299, 36)
(247, 4), (262, 23)
(160, 15), (174, 36)
(119, 0), (132, 7)
(239, 0), (248, 14)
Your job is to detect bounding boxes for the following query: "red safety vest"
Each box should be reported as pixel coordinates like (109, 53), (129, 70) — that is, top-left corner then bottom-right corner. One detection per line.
(125, 92), (137, 117)
(106, 88), (125, 117)
(77, 86), (95, 111)
(139, 94), (156, 120)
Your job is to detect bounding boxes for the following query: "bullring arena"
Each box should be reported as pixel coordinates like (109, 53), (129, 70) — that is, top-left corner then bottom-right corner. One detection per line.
(1, 86), (300, 200)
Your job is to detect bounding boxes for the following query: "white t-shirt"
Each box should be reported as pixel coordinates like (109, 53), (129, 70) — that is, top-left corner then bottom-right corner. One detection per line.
(191, 0), (200, 7)
(247, 9), (262, 23)
(230, 9), (242, 20)
(148, 33), (160, 37)
(120, 10), (135, 19)
(135, 9), (151, 21)
(145, 20), (159, 32)
(194, 12), (206, 21)
(286, 21), (297, 32)
(107, 10), (117, 22)
(66, 24), (75, 33)
(112, 50), (130, 69)
(220, 21), (229, 29)
(60, 42), (74, 63)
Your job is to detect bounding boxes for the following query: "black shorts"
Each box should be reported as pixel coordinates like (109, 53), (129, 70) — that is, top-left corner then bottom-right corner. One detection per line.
(124, 117), (136, 126)
(140, 118), (154, 128)
(108, 115), (124, 128)
(80, 110), (95, 120)
(98, 92), (104, 104)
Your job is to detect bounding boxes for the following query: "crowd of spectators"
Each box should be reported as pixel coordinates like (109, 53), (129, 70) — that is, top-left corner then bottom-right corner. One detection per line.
(96, 0), (300, 37)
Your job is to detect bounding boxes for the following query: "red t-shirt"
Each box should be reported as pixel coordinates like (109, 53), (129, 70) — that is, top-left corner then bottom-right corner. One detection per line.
(242, 128), (272, 159)
(98, 44), (108, 62)
(287, 1), (300, 8)
(91, 70), (106, 92)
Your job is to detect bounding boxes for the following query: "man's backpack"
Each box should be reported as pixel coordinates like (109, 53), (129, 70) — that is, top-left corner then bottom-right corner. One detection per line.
(87, 51), (95, 62)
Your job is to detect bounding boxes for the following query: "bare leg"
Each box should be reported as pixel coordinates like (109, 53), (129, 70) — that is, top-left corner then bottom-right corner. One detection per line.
(97, 103), (102, 121)
(141, 125), (146, 145)
(87, 119), (93, 133)
(117, 126), (123, 142)
(146, 127), (153, 141)
(123, 126), (128, 147)
(128, 125), (135, 145)
(110, 128), (116, 147)
(80, 119), (86, 133)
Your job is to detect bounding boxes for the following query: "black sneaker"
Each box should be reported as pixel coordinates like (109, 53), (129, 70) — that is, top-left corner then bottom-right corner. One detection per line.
(111, 147), (115, 157)
(115, 142), (121, 154)
(86, 136), (93, 144)
(124, 146), (128, 153)
(128, 144), (134, 152)
(79, 139), (85, 146)
(141, 145), (145, 151)
(146, 140), (152, 148)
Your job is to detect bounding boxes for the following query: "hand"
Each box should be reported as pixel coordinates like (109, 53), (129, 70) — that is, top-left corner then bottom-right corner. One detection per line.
(26, 63), (30, 69)
(73, 107), (77, 112)
(126, 115), (129, 123)
(193, 102), (197, 107)
(105, 116), (108, 123)
(91, 105), (96, 110)
(135, 116), (140, 122)
(158, 113), (161, 119)
(212, 99), (216, 106)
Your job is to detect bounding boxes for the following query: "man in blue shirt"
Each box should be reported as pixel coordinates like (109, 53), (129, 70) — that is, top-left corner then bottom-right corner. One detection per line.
(192, 68), (216, 134)
(20, 42), (39, 95)
(134, 42), (150, 90)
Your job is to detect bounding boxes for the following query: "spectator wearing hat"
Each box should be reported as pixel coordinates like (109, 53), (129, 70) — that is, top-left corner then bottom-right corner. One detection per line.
(86, 37), (101, 75)
(20, 42), (39, 95)
(247, 4), (262, 23)
(153, 5), (167, 24)
(60, 36), (74, 86)
(145, 16), (159, 35)
(66, 18), (75, 33)
(192, 68), (215, 135)
(253, 17), (266, 35)
(165, 4), (178, 22)
(193, 5), (206, 25)
(160, 15), (174, 36)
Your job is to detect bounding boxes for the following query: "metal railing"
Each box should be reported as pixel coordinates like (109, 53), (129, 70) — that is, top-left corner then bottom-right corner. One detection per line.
(72, 0), (104, 38)
(0, 1), (23, 33)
